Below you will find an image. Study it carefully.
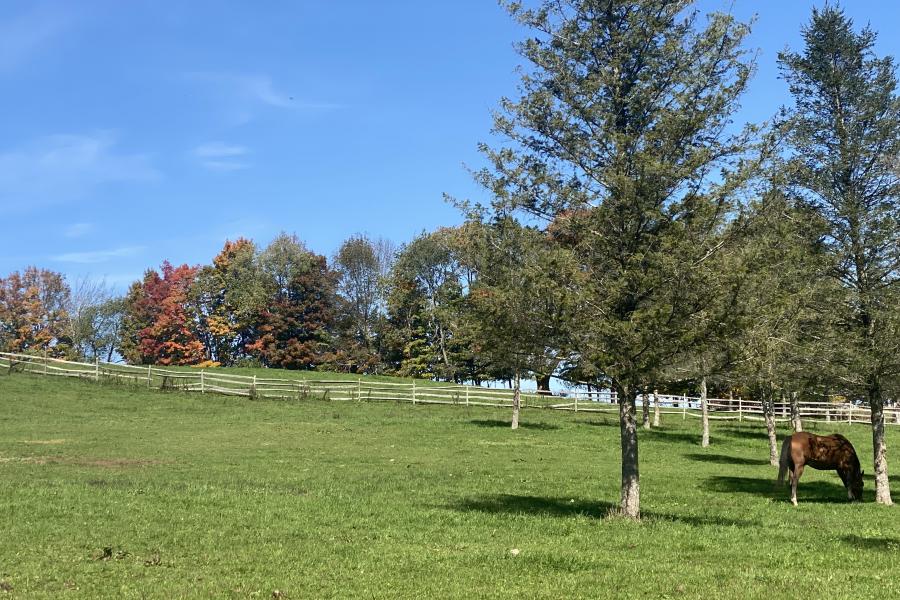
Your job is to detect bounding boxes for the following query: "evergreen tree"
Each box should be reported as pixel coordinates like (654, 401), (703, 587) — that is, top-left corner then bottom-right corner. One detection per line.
(478, 0), (757, 517)
(467, 217), (577, 428)
(779, 6), (900, 504)
(727, 190), (832, 465)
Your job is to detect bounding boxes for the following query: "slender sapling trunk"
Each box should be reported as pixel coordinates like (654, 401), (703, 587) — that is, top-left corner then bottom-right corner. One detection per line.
(642, 391), (650, 430)
(701, 377), (710, 448)
(511, 371), (521, 430)
(790, 391), (802, 432)
(763, 392), (778, 466)
(653, 389), (660, 427)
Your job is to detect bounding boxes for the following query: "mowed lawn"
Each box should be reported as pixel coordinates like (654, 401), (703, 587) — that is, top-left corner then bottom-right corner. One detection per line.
(1, 375), (898, 599)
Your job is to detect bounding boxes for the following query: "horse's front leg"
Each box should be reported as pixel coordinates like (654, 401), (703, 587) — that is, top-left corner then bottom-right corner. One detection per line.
(790, 464), (805, 506)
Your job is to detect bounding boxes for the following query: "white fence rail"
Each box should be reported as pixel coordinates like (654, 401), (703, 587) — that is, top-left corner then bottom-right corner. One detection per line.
(1, 352), (898, 426)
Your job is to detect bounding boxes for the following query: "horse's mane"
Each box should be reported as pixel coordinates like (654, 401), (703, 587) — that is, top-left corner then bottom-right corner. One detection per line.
(829, 433), (861, 472)
(830, 433), (852, 444)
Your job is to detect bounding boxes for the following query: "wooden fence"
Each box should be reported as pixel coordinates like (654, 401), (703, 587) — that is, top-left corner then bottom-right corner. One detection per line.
(1, 352), (898, 426)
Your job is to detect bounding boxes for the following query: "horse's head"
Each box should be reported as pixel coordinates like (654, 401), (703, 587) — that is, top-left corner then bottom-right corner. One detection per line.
(849, 469), (864, 501)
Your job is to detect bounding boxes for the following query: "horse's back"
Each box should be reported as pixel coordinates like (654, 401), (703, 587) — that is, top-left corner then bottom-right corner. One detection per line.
(787, 431), (856, 470)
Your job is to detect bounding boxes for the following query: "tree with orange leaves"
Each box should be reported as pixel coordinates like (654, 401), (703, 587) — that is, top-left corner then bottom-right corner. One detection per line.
(0, 267), (72, 357)
(191, 238), (266, 365)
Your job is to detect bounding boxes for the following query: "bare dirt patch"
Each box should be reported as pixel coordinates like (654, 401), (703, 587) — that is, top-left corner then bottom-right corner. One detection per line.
(0, 456), (47, 465)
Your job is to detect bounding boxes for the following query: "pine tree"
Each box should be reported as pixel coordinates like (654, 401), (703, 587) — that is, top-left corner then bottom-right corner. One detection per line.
(478, 0), (756, 517)
(779, 6), (900, 505)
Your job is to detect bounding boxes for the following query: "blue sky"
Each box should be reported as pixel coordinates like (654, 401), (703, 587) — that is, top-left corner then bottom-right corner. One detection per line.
(1, 1), (899, 290)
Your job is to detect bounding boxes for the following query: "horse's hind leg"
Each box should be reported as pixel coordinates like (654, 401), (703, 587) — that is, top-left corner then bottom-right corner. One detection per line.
(790, 464), (805, 506)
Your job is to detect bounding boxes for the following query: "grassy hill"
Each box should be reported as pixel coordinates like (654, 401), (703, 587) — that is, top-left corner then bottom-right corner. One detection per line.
(0, 373), (898, 598)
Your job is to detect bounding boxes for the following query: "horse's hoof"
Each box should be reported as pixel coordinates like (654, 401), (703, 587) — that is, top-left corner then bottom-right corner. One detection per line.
(791, 500), (798, 506)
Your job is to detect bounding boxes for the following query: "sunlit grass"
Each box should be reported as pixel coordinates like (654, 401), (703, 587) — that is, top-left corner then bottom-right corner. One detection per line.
(0, 374), (897, 598)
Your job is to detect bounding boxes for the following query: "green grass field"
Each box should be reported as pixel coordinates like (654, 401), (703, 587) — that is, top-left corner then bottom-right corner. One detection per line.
(1, 374), (898, 599)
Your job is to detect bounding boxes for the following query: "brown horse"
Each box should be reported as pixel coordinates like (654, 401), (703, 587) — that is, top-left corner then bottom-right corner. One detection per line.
(777, 432), (863, 505)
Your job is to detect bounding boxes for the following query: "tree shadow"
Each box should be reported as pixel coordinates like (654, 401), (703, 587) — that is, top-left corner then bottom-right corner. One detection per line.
(716, 427), (770, 441)
(840, 534), (900, 551)
(579, 419), (619, 429)
(685, 453), (770, 466)
(469, 419), (560, 431)
(640, 429), (702, 444)
(448, 494), (758, 527)
(706, 475), (853, 504)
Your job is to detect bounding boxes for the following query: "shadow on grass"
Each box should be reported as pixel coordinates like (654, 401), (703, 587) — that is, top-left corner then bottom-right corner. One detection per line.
(706, 475), (854, 504)
(469, 419), (560, 431)
(841, 534), (900, 551)
(716, 427), (769, 441)
(449, 494), (758, 527)
(685, 453), (770, 466)
(579, 419), (619, 429)
(640, 429), (702, 444)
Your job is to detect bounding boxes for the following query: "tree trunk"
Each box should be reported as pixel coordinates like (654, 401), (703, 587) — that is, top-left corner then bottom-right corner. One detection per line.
(790, 391), (802, 432)
(700, 377), (710, 448)
(641, 391), (650, 430)
(869, 382), (893, 505)
(536, 373), (552, 395)
(763, 393), (778, 466)
(652, 389), (660, 427)
(511, 371), (521, 430)
(617, 385), (640, 518)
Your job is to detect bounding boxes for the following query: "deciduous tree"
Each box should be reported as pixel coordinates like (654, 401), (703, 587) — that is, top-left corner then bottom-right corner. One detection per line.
(121, 262), (205, 365)
(0, 267), (72, 357)
(247, 235), (338, 369)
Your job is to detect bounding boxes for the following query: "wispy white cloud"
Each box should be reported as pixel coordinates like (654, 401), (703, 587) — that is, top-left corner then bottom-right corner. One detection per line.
(0, 132), (160, 209)
(0, 5), (72, 72)
(64, 222), (94, 238)
(194, 142), (247, 158)
(186, 71), (342, 124)
(193, 141), (250, 171)
(52, 246), (146, 264)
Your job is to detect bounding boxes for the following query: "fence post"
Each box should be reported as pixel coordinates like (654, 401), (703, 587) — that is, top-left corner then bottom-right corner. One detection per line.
(412, 381), (417, 405)
(682, 394), (687, 420)
(465, 386), (469, 407)
(575, 394), (579, 413)
(95, 357), (100, 382)
(848, 405), (852, 424)
(357, 378), (362, 402)
(251, 375), (257, 399)
(147, 365), (152, 388)
(201, 370), (205, 394)
(43, 350), (48, 376)
(738, 397), (743, 422)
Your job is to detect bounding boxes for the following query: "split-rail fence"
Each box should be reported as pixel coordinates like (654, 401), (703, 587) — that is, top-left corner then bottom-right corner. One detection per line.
(1, 352), (897, 427)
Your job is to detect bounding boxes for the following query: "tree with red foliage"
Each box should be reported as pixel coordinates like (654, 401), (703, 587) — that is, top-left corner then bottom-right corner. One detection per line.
(121, 262), (205, 365)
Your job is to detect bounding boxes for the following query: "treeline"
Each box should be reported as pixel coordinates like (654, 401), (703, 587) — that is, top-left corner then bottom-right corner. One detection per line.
(0, 229), (560, 387)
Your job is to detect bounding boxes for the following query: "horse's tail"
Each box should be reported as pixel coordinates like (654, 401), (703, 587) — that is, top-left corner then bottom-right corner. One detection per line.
(777, 436), (792, 485)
